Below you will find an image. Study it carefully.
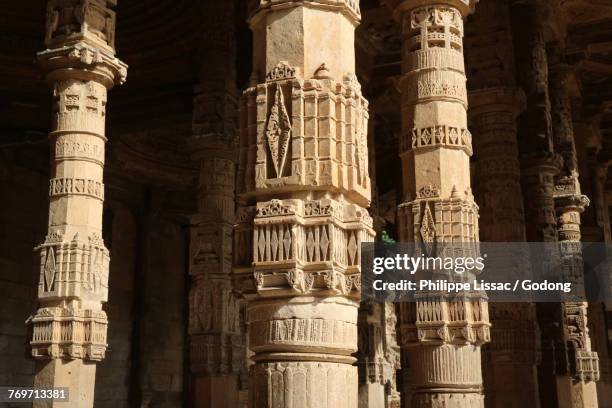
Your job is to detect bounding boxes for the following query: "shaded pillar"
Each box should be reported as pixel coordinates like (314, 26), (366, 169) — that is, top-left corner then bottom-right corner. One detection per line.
(464, 2), (543, 402)
(470, 88), (541, 408)
(188, 2), (245, 407)
(387, 0), (491, 406)
(27, 1), (127, 407)
(509, 3), (565, 404)
(233, 1), (375, 406)
(550, 66), (600, 408)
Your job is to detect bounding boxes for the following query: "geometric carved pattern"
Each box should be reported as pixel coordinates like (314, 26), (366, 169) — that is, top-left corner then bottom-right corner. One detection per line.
(29, 307), (108, 362)
(250, 197), (374, 298)
(265, 86), (291, 177)
(240, 65), (371, 208)
(407, 125), (472, 155)
(36, 232), (109, 302)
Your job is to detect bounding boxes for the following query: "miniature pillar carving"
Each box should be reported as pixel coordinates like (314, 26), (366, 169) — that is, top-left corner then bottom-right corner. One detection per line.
(234, 1), (374, 407)
(28, 1), (127, 407)
(550, 67), (600, 408)
(387, 0), (491, 406)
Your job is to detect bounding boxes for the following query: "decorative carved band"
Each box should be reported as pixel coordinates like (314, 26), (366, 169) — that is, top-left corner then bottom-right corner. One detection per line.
(398, 297), (490, 347)
(405, 125), (472, 155)
(254, 0), (361, 23)
(49, 177), (104, 200)
(54, 133), (105, 165)
(29, 307), (108, 362)
(249, 318), (357, 351)
(405, 48), (465, 72)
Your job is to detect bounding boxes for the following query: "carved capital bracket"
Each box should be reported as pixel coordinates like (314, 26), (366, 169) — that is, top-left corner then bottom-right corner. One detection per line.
(468, 87), (526, 118)
(249, 0), (362, 26)
(234, 197), (374, 300)
(385, 0), (479, 20)
(28, 307), (108, 362)
(45, 0), (118, 50)
(38, 42), (127, 88)
(397, 295), (491, 347)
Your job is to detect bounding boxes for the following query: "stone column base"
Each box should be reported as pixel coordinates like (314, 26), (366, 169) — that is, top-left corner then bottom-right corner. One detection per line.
(33, 359), (96, 408)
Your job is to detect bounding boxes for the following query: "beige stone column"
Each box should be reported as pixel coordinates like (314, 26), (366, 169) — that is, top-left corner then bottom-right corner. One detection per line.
(233, 1), (374, 406)
(386, 0), (491, 406)
(28, 1), (127, 407)
(188, 2), (245, 407)
(550, 67), (600, 408)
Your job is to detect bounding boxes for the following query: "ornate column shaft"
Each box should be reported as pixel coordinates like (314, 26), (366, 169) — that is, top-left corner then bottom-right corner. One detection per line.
(188, 2), (246, 407)
(510, 0), (561, 243)
(388, 1), (491, 406)
(550, 67), (600, 408)
(28, 1), (127, 407)
(509, 5), (565, 406)
(470, 89), (541, 408)
(234, 1), (374, 406)
(465, 1), (541, 405)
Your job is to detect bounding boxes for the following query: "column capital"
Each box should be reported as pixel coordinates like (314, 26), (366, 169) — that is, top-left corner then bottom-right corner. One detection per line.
(521, 152), (563, 176)
(39, 0), (127, 87)
(469, 87), (526, 117)
(249, 0), (361, 26)
(384, 0), (478, 19)
(44, 0), (117, 50)
(38, 43), (127, 88)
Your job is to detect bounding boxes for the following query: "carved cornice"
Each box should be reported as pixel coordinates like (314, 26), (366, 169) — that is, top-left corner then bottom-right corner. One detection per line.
(383, 0), (479, 19)
(249, 0), (362, 26)
(468, 87), (526, 118)
(520, 152), (564, 176)
(38, 42), (127, 87)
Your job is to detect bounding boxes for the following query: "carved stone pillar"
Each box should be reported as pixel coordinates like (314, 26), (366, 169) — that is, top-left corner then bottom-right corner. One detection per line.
(463, 3), (541, 404)
(470, 88), (541, 408)
(189, 129), (244, 408)
(357, 303), (401, 408)
(386, 1), (491, 406)
(188, 2), (245, 407)
(28, 1), (127, 407)
(233, 1), (374, 406)
(507, 6), (568, 403)
(550, 67), (600, 408)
